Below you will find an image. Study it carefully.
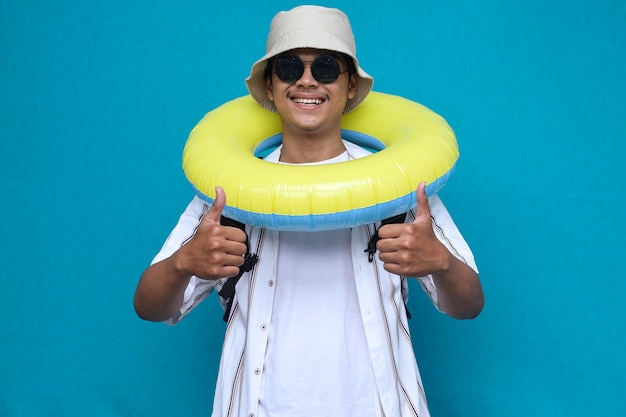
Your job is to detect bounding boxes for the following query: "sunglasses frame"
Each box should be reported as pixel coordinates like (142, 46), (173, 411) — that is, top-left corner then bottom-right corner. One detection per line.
(273, 54), (349, 84)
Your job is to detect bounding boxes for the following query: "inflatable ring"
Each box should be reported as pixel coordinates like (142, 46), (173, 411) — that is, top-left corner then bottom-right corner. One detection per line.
(183, 91), (458, 231)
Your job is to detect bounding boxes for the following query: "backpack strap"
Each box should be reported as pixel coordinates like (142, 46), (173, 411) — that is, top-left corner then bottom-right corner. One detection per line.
(217, 153), (266, 322)
(364, 213), (412, 319)
(364, 213), (407, 262)
(217, 216), (258, 322)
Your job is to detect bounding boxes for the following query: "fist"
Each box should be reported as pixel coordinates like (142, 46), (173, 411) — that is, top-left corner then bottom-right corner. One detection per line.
(178, 187), (248, 280)
(376, 182), (450, 277)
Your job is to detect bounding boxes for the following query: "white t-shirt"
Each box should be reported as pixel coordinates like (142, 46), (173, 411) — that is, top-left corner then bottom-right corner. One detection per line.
(258, 149), (381, 417)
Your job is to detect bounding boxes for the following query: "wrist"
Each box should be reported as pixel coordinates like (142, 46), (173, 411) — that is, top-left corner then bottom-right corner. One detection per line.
(432, 242), (453, 275)
(170, 249), (193, 282)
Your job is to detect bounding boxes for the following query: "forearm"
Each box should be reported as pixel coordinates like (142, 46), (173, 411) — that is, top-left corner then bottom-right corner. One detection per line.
(134, 255), (192, 322)
(431, 254), (484, 320)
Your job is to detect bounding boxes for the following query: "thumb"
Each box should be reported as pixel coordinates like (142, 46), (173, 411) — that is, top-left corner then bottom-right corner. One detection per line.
(204, 187), (226, 224)
(414, 181), (431, 221)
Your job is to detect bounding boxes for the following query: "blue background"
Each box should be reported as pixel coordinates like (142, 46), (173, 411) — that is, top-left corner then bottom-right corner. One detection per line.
(1, 1), (624, 416)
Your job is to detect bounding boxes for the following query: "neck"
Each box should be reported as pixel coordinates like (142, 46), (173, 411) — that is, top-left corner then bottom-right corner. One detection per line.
(279, 130), (346, 164)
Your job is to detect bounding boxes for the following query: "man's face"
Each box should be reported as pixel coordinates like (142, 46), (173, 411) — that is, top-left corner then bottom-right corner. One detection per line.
(265, 48), (357, 137)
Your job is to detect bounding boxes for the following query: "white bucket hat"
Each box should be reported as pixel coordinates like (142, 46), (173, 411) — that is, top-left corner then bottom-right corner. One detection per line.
(245, 5), (373, 114)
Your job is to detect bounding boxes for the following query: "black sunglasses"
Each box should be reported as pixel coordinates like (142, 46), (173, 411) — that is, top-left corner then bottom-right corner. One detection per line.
(274, 54), (348, 84)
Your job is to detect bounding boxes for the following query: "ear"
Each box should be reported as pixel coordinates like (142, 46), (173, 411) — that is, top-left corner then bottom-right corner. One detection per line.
(265, 76), (274, 102)
(347, 74), (357, 100)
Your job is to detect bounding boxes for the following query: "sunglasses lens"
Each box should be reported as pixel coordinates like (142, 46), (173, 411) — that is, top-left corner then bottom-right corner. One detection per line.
(275, 56), (303, 83)
(312, 55), (341, 83)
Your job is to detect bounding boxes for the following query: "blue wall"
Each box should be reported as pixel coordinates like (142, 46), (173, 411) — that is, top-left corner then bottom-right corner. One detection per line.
(1, 1), (624, 416)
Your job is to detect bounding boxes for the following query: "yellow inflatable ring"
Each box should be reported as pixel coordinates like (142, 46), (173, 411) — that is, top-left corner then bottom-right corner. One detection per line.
(183, 91), (459, 231)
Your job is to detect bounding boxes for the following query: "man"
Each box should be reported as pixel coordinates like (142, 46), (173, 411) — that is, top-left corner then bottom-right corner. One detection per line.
(134, 5), (484, 417)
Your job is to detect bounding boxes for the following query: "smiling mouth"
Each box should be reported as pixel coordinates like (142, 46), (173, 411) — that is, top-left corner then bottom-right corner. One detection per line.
(292, 97), (325, 106)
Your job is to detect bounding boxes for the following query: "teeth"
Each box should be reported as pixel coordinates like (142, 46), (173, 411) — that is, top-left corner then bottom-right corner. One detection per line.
(292, 98), (323, 106)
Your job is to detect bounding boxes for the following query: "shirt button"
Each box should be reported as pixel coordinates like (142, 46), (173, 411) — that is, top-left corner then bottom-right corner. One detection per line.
(255, 368), (261, 375)
(268, 280), (274, 287)
(260, 324), (267, 331)
(249, 414), (255, 417)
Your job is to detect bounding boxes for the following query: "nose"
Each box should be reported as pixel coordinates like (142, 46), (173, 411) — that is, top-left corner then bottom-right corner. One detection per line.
(296, 61), (318, 86)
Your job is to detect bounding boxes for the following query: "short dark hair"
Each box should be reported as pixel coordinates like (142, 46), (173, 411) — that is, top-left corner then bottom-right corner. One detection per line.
(342, 53), (356, 76)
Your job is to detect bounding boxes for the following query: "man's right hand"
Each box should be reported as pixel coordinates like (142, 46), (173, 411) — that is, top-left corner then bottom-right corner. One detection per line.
(174, 187), (247, 280)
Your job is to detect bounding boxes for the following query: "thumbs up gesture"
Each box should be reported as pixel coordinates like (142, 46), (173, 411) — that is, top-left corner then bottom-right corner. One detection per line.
(176, 187), (248, 280)
(376, 182), (451, 277)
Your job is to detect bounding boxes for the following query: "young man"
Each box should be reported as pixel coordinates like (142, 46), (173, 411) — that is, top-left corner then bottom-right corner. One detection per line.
(134, 5), (484, 417)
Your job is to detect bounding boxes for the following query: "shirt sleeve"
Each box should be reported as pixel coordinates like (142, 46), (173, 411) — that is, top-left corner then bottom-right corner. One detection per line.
(409, 193), (479, 310)
(150, 196), (219, 325)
